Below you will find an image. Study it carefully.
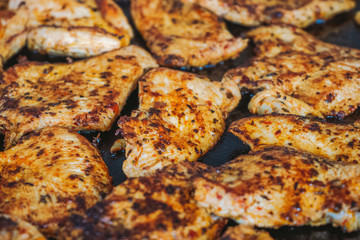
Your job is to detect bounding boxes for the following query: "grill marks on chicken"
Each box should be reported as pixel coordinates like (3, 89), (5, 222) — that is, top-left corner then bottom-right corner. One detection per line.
(0, 0), (132, 63)
(117, 68), (240, 177)
(0, 127), (112, 236)
(0, 45), (157, 149)
(182, 0), (355, 28)
(0, 214), (46, 240)
(194, 147), (360, 232)
(131, 0), (248, 67)
(229, 114), (360, 164)
(224, 25), (360, 119)
(58, 161), (227, 240)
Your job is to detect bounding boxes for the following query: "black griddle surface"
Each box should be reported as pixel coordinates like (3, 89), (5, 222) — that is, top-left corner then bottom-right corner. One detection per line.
(4, 0), (360, 239)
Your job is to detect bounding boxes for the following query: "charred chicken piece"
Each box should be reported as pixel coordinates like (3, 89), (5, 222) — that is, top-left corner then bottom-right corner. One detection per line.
(58, 161), (227, 240)
(0, 214), (46, 240)
(229, 114), (360, 164)
(194, 146), (360, 232)
(131, 0), (247, 67)
(117, 67), (240, 177)
(0, 0), (132, 64)
(0, 45), (157, 149)
(0, 127), (112, 236)
(182, 0), (355, 28)
(220, 225), (273, 240)
(224, 25), (360, 119)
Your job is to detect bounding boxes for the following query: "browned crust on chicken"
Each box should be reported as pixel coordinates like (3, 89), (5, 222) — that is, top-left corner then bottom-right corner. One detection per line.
(2, 0), (132, 59)
(224, 25), (360, 118)
(58, 161), (227, 240)
(220, 225), (273, 240)
(0, 45), (157, 149)
(194, 147), (360, 232)
(118, 67), (240, 177)
(182, 0), (355, 28)
(0, 127), (112, 236)
(229, 114), (360, 164)
(131, 0), (248, 67)
(0, 214), (46, 240)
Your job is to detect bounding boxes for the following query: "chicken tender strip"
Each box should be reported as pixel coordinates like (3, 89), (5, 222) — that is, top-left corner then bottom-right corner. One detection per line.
(220, 225), (273, 240)
(0, 214), (46, 240)
(194, 147), (360, 232)
(117, 68), (240, 177)
(182, 0), (355, 28)
(1, 0), (132, 60)
(224, 25), (360, 118)
(131, 0), (248, 67)
(0, 127), (112, 236)
(0, 45), (158, 149)
(58, 161), (227, 240)
(248, 89), (323, 118)
(229, 114), (360, 164)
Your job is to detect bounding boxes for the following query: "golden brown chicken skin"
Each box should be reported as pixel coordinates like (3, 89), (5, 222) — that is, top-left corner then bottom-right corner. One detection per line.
(182, 0), (355, 28)
(224, 25), (360, 119)
(131, 0), (248, 67)
(0, 45), (157, 149)
(117, 67), (240, 177)
(229, 114), (360, 164)
(194, 147), (360, 232)
(0, 214), (46, 240)
(1, 0), (132, 60)
(0, 127), (112, 236)
(58, 161), (227, 240)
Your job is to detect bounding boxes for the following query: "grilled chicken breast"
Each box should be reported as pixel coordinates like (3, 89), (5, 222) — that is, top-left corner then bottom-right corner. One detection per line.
(220, 225), (273, 240)
(224, 25), (360, 119)
(131, 0), (248, 67)
(0, 7), (28, 68)
(117, 67), (240, 177)
(1, 0), (132, 61)
(182, 0), (355, 28)
(0, 214), (46, 240)
(229, 114), (360, 164)
(58, 161), (227, 240)
(0, 45), (157, 149)
(0, 127), (112, 236)
(194, 146), (360, 232)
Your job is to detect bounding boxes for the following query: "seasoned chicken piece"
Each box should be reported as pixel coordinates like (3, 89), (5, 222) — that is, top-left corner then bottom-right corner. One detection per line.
(220, 225), (273, 240)
(1, 0), (132, 60)
(194, 147), (360, 232)
(58, 161), (227, 240)
(182, 0), (355, 28)
(356, 11), (360, 25)
(0, 7), (28, 67)
(131, 0), (248, 67)
(117, 68), (240, 177)
(0, 45), (157, 149)
(0, 214), (46, 240)
(248, 89), (323, 118)
(229, 114), (360, 164)
(0, 127), (112, 236)
(224, 25), (360, 118)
